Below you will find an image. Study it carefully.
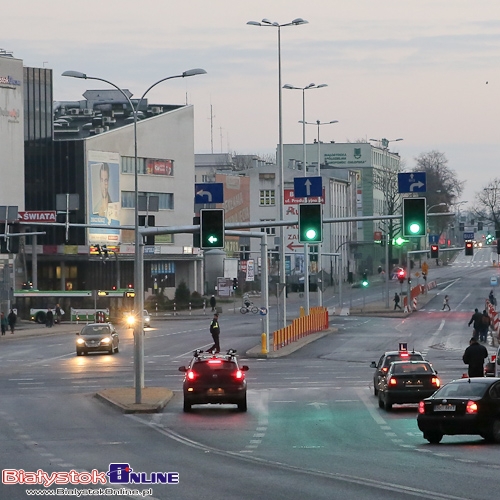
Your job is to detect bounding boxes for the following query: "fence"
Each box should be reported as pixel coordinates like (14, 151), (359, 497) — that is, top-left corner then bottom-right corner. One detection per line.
(272, 306), (329, 351)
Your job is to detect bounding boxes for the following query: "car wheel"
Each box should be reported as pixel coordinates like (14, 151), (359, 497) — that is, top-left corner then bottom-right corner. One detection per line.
(484, 419), (500, 443)
(424, 432), (443, 444)
(378, 392), (384, 408)
(76, 349), (82, 356)
(238, 396), (247, 412)
(108, 345), (114, 355)
(183, 400), (192, 413)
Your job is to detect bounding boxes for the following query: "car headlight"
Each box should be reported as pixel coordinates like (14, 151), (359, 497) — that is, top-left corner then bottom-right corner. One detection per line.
(126, 314), (135, 327)
(145, 316), (150, 323)
(76, 338), (85, 345)
(101, 337), (111, 343)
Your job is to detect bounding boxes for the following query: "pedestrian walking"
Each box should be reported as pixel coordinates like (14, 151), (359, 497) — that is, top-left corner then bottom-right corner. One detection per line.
(489, 290), (497, 307)
(207, 313), (220, 354)
(480, 310), (491, 342)
(393, 292), (402, 310)
(442, 295), (451, 311)
(210, 295), (216, 312)
(55, 303), (62, 324)
(468, 308), (484, 340)
(46, 308), (54, 328)
(1, 312), (7, 335)
(462, 337), (489, 377)
(7, 309), (17, 334)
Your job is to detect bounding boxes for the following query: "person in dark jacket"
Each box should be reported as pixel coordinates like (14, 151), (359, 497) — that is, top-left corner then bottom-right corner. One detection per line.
(462, 337), (489, 377)
(208, 313), (220, 353)
(46, 309), (54, 328)
(210, 295), (216, 312)
(7, 309), (16, 334)
(480, 310), (491, 342)
(468, 308), (484, 340)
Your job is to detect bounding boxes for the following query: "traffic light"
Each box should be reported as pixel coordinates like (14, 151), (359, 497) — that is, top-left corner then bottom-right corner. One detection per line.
(200, 209), (225, 249)
(361, 271), (369, 287)
(497, 239), (500, 255)
(465, 241), (473, 256)
(233, 278), (238, 290)
(459, 222), (465, 231)
(402, 197), (426, 237)
(298, 204), (323, 243)
(397, 269), (406, 284)
(478, 222), (483, 231)
(430, 245), (439, 259)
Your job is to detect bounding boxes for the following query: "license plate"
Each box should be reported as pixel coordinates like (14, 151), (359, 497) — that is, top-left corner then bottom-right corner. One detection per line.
(405, 381), (423, 387)
(434, 404), (456, 412)
(207, 388), (224, 395)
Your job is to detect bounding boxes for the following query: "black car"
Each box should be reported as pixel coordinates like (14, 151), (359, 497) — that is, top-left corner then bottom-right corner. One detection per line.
(76, 322), (119, 355)
(378, 360), (440, 411)
(179, 349), (249, 412)
(417, 377), (500, 444)
(371, 348), (425, 395)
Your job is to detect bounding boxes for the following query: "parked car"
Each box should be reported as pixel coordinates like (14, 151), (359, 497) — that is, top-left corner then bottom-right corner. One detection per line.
(76, 322), (119, 356)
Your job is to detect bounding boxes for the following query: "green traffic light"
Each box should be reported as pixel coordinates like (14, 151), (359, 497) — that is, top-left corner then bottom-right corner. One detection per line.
(305, 228), (317, 240)
(409, 222), (421, 234)
(362, 280), (369, 287)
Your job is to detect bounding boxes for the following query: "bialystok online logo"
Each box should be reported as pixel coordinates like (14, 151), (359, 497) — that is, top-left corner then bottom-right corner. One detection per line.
(2, 463), (179, 487)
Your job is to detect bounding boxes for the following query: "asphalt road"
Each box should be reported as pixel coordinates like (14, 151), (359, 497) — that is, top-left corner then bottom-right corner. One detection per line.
(1, 246), (500, 499)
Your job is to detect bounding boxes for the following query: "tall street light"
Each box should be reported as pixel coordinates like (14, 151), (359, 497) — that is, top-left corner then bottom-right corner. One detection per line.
(62, 68), (206, 403)
(301, 119), (338, 306)
(247, 17), (308, 328)
(369, 137), (403, 308)
(283, 83), (327, 313)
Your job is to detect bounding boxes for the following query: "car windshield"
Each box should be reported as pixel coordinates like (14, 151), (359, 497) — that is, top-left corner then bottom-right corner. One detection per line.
(143, 310), (149, 315)
(81, 325), (110, 336)
(434, 382), (489, 399)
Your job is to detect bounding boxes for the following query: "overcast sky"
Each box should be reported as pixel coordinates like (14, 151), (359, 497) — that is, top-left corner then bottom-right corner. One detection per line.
(4, 0), (500, 205)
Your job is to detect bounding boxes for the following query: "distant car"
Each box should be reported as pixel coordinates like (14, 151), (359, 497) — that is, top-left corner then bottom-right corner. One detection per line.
(143, 310), (151, 328)
(371, 348), (425, 396)
(76, 322), (119, 356)
(377, 360), (440, 411)
(417, 377), (500, 443)
(123, 310), (150, 328)
(178, 349), (249, 412)
(490, 276), (498, 286)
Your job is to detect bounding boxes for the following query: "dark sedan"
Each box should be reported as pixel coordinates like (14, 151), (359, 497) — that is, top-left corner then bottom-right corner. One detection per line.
(76, 323), (119, 355)
(417, 377), (500, 444)
(378, 360), (440, 411)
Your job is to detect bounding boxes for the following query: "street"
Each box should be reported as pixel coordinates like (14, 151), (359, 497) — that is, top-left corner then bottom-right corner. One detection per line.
(1, 247), (499, 499)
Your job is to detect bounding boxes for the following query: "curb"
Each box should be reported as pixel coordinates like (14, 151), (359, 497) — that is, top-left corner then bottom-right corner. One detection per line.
(95, 387), (174, 414)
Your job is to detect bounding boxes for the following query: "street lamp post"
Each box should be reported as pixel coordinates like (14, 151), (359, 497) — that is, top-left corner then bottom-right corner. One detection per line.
(369, 137), (403, 308)
(62, 68), (206, 403)
(283, 83), (327, 313)
(301, 119), (338, 306)
(247, 17), (308, 328)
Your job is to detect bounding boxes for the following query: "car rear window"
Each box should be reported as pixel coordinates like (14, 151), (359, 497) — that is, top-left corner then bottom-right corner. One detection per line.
(392, 363), (432, 374)
(435, 382), (488, 398)
(384, 353), (423, 367)
(193, 360), (237, 374)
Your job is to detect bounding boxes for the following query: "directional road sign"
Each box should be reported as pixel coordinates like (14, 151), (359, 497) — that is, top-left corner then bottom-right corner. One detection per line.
(294, 176), (322, 198)
(463, 232), (475, 240)
(195, 183), (224, 204)
(397, 172), (426, 193)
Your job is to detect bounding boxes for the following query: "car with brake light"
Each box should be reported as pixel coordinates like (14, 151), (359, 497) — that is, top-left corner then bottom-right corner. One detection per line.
(178, 349), (249, 412)
(76, 322), (119, 356)
(377, 360), (440, 411)
(417, 377), (500, 443)
(370, 345), (425, 395)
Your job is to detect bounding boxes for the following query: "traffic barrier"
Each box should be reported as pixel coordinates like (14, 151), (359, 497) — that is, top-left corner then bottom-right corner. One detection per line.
(412, 297), (418, 311)
(272, 306), (329, 351)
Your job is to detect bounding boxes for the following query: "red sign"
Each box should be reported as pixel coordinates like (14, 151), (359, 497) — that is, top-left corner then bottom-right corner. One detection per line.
(18, 211), (56, 222)
(284, 189), (325, 205)
(147, 159), (173, 176)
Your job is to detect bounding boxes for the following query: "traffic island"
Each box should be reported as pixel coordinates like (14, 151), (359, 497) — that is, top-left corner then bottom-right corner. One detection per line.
(95, 387), (174, 414)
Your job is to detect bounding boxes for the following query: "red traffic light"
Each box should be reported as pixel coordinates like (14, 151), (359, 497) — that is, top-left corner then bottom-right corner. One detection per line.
(465, 241), (474, 256)
(430, 244), (439, 259)
(397, 269), (406, 283)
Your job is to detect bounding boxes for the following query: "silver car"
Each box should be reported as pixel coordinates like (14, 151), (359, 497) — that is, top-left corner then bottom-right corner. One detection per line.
(76, 323), (119, 356)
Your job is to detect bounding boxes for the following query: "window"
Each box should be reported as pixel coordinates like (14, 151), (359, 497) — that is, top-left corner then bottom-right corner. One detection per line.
(260, 219), (276, 235)
(122, 156), (147, 174)
(260, 190), (275, 206)
(121, 192), (174, 210)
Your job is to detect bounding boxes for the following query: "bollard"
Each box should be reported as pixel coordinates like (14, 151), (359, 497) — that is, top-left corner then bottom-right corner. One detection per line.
(261, 333), (268, 355)
(203, 300), (206, 315)
(189, 302), (192, 316)
(173, 303), (176, 316)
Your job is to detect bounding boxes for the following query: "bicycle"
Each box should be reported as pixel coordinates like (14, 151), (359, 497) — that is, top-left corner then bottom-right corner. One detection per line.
(240, 303), (259, 314)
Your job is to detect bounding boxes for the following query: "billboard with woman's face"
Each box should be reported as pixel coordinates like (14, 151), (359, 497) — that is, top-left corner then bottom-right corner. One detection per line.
(87, 151), (120, 245)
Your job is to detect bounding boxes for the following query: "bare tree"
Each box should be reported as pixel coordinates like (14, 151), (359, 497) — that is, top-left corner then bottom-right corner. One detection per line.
(413, 151), (464, 235)
(473, 178), (500, 232)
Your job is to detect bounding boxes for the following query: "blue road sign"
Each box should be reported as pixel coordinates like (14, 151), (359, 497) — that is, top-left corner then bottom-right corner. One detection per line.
(195, 183), (224, 204)
(397, 172), (426, 193)
(463, 232), (475, 240)
(428, 234), (439, 244)
(294, 176), (322, 198)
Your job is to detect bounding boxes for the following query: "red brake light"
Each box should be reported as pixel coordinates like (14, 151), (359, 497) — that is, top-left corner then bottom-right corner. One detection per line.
(418, 401), (425, 414)
(234, 370), (243, 380)
(187, 370), (196, 380)
(389, 377), (397, 386)
(466, 400), (478, 414)
(431, 377), (440, 387)
(208, 359), (222, 365)
(400, 352), (409, 358)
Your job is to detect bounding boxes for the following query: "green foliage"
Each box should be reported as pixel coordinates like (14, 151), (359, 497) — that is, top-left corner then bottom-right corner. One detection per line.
(175, 281), (191, 304)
